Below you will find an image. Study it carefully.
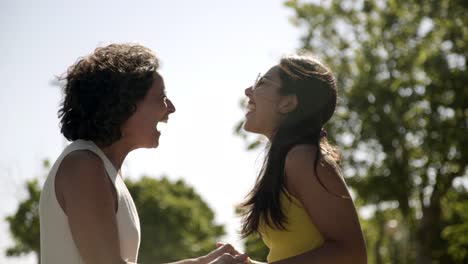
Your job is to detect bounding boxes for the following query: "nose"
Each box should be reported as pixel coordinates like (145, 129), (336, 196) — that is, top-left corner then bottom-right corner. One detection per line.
(245, 86), (253, 97)
(167, 98), (176, 114)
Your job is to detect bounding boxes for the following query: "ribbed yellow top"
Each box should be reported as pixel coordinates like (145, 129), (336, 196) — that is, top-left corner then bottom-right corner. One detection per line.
(259, 191), (324, 262)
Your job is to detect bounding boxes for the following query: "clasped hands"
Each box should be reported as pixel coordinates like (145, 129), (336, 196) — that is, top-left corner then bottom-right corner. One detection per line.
(199, 242), (252, 264)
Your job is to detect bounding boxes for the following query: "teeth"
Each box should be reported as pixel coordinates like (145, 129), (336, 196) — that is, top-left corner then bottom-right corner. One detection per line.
(156, 122), (168, 133)
(247, 104), (256, 111)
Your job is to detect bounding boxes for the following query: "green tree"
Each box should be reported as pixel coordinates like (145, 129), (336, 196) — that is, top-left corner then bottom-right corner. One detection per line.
(441, 186), (468, 263)
(285, 0), (468, 263)
(236, 0), (467, 263)
(5, 179), (42, 264)
(126, 176), (225, 263)
(5, 160), (48, 264)
(243, 234), (269, 262)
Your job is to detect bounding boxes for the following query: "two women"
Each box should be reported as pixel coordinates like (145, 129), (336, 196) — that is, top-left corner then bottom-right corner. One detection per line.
(39, 43), (367, 263)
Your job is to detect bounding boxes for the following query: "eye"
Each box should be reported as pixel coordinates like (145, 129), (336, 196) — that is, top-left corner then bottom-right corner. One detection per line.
(159, 92), (168, 100)
(254, 79), (264, 89)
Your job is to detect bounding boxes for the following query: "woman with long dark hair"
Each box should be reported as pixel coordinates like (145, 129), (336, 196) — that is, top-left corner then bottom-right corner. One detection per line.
(239, 55), (367, 263)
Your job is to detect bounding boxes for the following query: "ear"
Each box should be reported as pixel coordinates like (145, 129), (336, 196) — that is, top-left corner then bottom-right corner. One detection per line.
(278, 94), (298, 114)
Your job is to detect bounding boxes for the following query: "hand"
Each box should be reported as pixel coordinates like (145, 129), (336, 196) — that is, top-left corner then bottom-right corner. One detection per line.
(215, 242), (252, 264)
(208, 253), (248, 264)
(198, 243), (247, 264)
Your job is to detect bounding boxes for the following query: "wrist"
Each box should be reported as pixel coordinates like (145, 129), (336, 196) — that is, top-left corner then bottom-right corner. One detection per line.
(194, 255), (209, 264)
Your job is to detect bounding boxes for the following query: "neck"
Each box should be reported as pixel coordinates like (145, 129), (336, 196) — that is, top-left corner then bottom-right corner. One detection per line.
(265, 129), (277, 142)
(98, 140), (133, 171)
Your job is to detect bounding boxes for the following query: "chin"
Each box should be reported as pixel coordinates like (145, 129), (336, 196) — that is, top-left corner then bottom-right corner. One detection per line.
(150, 131), (161, 148)
(151, 138), (160, 148)
(139, 138), (159, 149)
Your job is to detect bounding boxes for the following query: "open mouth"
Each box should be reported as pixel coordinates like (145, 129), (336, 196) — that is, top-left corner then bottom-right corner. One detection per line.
(155, 118), (169, 133)
(246, 101), (256, 115)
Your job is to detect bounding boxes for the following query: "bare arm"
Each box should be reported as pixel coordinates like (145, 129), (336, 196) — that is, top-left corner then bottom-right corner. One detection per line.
(272, 145), (367, 264)
(56, 151), (124, 264)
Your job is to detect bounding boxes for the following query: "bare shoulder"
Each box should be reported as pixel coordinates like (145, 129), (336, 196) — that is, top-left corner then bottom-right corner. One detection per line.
(285, 144), (318, 166)
(53, 150), (123, 262)
(285, 144), (348, 198)
(285, 145), (366, 259)
(56, 150), (106, 183)
(55, 150), (111, 211)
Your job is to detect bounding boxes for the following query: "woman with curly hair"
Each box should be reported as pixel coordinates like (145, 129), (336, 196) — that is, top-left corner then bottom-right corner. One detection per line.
(235, 55), (367, 263)
(39, 43), (247, 264)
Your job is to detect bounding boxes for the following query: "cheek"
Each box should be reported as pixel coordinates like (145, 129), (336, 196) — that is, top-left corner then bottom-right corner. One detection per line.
(153, 101), (167, 115)
(141, 102), (162, 119)
(125, 113), (146, 132)
(257, 101), (279, 120)
(129, 106), (157, 129)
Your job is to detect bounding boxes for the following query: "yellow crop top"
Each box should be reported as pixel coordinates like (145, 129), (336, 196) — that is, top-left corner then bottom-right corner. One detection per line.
(258, 191), (324, 262)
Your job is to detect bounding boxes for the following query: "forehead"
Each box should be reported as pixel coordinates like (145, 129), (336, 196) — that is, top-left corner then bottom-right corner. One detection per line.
(148, 72), (165, 95)
(263, 65), (282, 83)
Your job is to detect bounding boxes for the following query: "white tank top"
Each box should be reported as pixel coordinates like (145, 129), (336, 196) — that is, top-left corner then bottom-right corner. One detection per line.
(39, 139), (141, 263)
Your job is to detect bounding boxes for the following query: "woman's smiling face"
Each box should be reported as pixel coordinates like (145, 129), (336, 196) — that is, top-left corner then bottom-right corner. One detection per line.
(121, 73), (176, 149)
(243, 65), (284, 138)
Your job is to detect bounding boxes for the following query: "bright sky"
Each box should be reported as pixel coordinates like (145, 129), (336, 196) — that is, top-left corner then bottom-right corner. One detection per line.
(0, 0), (302, 263)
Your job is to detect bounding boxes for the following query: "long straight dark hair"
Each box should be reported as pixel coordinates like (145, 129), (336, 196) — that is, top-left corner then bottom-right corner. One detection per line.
(240, 55), (341, 237)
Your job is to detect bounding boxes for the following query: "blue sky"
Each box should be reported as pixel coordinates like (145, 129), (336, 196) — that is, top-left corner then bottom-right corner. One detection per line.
(0, 0), (303, 263)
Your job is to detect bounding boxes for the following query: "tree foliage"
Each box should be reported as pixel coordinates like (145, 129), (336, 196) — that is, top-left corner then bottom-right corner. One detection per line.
(286, 0), (468, 262)
(4, 160), (49, 264)
(126, 176), (225, 263)
(5, 179), (42, 264)
(243, 234), (269, 262)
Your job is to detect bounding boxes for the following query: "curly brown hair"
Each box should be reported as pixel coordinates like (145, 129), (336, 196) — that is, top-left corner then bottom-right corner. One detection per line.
(58, 43), (160, 146)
